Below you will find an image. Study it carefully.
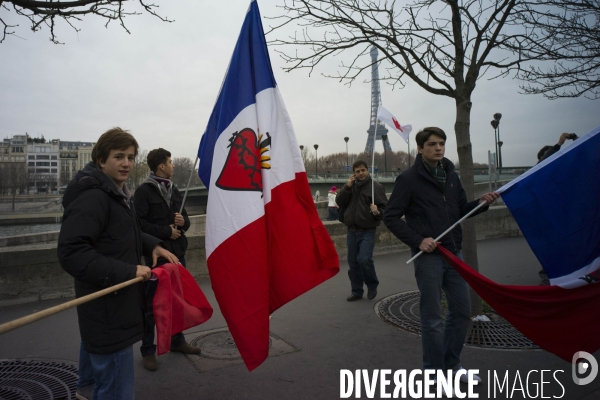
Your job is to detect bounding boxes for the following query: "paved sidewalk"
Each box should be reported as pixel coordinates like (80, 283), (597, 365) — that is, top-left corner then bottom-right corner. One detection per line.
(1, 237), (599, 399)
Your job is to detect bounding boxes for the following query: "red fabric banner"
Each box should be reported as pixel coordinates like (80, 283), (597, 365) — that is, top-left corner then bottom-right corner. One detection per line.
(437, 245), (600, 362)
(152, 263), (213, 356)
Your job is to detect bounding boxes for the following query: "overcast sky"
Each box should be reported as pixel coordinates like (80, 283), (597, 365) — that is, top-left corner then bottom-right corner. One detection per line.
(1, 0), (598, 171)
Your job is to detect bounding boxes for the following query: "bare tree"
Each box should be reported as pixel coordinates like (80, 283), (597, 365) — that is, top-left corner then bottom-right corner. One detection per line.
(4, 162), (28, 210)
(269, 0), (564, 315)
(0, 0), (172, 44)
(515, 1), (600, 99)
(128, 149), (149, 191)
(172, 156), (201, 189)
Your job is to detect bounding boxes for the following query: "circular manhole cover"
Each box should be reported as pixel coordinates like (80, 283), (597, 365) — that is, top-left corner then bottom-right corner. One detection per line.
(377, 291), (540, 350)
(190, 331), (273, 360)
(0, 359), (78, 400)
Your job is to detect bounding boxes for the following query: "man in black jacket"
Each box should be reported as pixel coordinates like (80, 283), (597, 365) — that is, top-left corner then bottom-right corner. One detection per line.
(336, 160), (388, 302)
(384, 127), (498, 391)
(537, 132), (577, 163)
(58, 128), (178, 400)
(134, 148), (200, 371)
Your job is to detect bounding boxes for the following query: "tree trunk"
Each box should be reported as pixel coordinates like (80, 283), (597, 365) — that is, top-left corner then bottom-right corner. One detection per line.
(454, 94), (483, 317)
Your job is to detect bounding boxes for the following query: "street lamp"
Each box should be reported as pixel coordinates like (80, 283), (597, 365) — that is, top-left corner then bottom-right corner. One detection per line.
(381, 134), (388, 174)
(494, 113), (503, 169)
(490, 120), (499, 169)
(344, 137), (349, 168)
(313, 144), (319, 175)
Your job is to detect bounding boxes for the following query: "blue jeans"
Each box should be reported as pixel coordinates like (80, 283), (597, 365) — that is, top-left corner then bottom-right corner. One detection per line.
(77, 342), (135, 400)
(141, 256), (187, 357)
(413, 250), (471, 372)
(328, 207), (339, 221)
(347, 229), (379, 296)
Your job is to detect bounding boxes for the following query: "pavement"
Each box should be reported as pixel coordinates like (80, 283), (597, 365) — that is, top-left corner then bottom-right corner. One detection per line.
(1, 236), (599, 400)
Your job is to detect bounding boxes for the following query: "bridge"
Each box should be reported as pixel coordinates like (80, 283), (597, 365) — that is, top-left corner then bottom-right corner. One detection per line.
(183, 169), (527, 211)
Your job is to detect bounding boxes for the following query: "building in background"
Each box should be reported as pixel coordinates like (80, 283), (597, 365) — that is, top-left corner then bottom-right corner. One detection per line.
(0, 134), (28, 196)
(27, 136), (60, 194)
(59, 141), (95, 187)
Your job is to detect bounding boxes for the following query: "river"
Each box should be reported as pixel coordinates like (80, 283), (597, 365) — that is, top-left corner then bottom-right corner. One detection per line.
(0, 223), (61, 238)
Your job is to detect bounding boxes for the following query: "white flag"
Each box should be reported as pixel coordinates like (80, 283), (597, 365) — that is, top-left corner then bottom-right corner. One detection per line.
(377, 105), (412, 144)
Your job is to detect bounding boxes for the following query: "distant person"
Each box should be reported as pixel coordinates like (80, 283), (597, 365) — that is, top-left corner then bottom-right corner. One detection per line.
(336, 160), (387, 301)
(134, 148), (200, 371)
(58, 128), (178, 400)
(327, 186), (339, 221)
(537, 132), (578, 163)
(383, 127), (498, 395)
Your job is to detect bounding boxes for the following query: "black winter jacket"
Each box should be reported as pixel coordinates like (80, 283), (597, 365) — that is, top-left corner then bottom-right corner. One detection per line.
(336, 176), (387, 230)
(383, 155), (487, 253)
(133, 178), (191, 259)
(58, 162), (160, 354)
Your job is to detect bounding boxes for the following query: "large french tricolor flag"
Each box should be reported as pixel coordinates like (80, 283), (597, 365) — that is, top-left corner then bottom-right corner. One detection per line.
(497, 125), (600, 289)
(197, 0), (339, 371)
(438, 125), (600, 361)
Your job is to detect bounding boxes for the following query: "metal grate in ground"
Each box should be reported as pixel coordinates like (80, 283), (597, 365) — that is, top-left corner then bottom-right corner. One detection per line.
(185, 327), (299, 372)
(376, 291), (539, 350)
(0, 359), (78, 400)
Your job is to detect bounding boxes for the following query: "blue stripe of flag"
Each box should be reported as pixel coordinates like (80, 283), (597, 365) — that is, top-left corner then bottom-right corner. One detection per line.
(197, 0), (276, 186)
(500, 126), (600, 280)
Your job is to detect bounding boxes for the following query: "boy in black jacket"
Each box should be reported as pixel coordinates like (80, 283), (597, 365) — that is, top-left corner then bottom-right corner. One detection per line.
(134, 148), (200, 371)
(59, 128), (178, 400)
(384, 127), (498, 394)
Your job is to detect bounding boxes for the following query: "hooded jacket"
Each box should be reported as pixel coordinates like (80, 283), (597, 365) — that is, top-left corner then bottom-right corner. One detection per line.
(58, 162), (161, 354)
(335, 175), (387, 230)
(133, 176), (190, 259)
(383, 155), (487, 253)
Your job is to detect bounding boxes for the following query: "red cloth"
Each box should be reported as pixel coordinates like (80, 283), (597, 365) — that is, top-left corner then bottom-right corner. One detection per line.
(152, 263), (213, 355)
(437, 245), (600, 362)
(208, 173), (339, 371)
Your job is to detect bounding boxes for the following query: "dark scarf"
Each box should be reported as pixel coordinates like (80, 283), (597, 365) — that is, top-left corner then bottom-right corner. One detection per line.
(148, 172), (173, 203)
(424, 160), (446, 192)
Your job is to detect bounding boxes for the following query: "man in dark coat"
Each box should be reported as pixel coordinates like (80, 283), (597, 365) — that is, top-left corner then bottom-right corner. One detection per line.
(58, 128), (178, 400)
(336, 160), (388, 302)
(134, 148), (200, 371)
(383, 127), (498, 394)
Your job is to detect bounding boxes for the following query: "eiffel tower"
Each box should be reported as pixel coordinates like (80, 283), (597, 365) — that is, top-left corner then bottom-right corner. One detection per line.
(364, 46), (392, 154)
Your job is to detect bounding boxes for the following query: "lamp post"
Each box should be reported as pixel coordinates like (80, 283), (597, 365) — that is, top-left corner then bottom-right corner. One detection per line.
(494, 113), (503, 169)
(344, 137), (349, 168)
(313, 144), (319, 175)
(381, 134), (388, 174)
(490, 120), (499, 169)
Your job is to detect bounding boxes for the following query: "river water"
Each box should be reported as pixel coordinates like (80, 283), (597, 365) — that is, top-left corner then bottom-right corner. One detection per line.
(0, 223), (61, 238)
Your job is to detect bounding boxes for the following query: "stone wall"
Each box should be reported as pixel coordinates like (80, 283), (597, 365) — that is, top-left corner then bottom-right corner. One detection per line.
(0, 205), (521, 307)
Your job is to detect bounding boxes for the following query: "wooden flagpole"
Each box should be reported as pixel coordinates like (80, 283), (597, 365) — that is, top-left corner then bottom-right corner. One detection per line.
(0, 277), (144, 335)
(406, 201), (488, 264)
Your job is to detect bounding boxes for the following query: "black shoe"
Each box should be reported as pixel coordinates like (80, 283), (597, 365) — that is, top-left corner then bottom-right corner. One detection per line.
(170, 342), (201, 355)
(367, 290), (377, 300)
(346, 294), (362, 302)
(142, 354), (158, 371)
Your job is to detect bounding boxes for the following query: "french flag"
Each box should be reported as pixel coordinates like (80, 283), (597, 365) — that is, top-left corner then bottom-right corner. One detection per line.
(197, 0), (339, 371)
(497, 125), (600, 289)
(439, 125), (600, 361)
